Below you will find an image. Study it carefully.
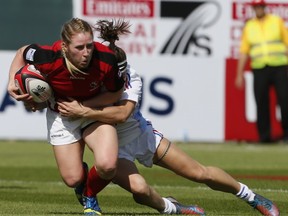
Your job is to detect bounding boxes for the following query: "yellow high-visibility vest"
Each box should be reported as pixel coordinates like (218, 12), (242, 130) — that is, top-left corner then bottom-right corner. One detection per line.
(241, 14), (288, 69)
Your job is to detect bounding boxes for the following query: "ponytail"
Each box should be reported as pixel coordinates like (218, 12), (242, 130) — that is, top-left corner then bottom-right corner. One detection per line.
(94, 19), (131, 74)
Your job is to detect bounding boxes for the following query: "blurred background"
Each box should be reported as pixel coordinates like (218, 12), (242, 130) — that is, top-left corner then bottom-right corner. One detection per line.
(1, 0), (287, 142)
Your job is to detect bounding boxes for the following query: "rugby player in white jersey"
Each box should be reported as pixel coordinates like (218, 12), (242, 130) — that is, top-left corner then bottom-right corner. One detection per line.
(58, 64), (279, 216)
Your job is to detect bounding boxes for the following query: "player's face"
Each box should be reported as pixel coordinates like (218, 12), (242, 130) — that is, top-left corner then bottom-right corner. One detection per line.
(65, 32), (94, 70)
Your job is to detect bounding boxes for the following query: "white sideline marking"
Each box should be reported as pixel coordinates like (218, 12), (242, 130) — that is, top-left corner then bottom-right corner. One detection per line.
(1, 179), (287, 194)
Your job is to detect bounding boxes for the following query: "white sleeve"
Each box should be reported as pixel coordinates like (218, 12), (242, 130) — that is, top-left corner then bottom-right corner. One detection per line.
(120, 64), (142, 103)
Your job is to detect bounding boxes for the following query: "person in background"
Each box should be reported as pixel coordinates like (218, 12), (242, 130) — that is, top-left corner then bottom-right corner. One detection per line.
(7, 18), (126, 215)
(235, 0), (288, 143)
(57, 20), (280, 216)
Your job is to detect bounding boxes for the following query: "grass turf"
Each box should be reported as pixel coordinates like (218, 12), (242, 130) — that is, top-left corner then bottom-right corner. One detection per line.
(0, 140), (287, 215)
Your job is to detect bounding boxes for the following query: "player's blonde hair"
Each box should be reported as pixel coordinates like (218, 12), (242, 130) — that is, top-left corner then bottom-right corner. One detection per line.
(61, 18), (94, 75)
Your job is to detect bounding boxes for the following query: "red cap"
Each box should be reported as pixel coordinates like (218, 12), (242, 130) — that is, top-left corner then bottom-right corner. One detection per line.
(250, 0), (266, 6)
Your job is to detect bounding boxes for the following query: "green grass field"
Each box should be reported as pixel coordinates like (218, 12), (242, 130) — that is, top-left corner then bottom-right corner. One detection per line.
(0, 140), (287, 216)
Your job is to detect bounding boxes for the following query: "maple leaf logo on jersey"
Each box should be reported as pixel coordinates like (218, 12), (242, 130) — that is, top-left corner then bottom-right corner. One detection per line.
(90, 82), (98, 91)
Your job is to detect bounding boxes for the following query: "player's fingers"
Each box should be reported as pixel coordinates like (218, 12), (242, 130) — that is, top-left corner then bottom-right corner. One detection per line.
(15, 93), (31, 101)
(58, 105), (69, 116)
(59, 110), (69, 117)
(57, 102), (68, 111)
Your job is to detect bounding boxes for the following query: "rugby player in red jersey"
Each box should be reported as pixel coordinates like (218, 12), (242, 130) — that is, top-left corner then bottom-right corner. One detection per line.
(7, 18), (127, 215)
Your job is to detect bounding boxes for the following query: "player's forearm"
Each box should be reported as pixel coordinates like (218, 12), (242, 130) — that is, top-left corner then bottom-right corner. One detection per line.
(82, 87), (124, 108)
(8, 46), (27, 84)
(7, 46), (30, 100)
(82, 105), (129, 124)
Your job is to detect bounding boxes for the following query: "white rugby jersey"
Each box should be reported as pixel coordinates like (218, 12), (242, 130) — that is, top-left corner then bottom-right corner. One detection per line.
(116, 64), (151, 146)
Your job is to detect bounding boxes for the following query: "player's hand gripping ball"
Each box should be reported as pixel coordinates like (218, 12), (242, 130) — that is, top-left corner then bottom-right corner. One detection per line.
(14, 64), (52, 103)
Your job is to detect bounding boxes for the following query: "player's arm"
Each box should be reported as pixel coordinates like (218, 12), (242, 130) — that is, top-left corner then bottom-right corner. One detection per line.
(59, 65), (141, 123)
(82, 86), (124, 108)
(8, 45), (32, 101)
(58, 98), (136, 124)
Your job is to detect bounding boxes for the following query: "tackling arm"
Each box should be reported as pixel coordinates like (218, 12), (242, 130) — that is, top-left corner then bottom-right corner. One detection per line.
(58, 99), (136, 124)
(82, 86), (124, 108)
(58, 64), (141, 124)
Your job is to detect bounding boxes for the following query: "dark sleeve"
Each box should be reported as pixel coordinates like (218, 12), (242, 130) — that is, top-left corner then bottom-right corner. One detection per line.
(104, 64), (125, 92)
(93, 45), (125, 92)
(23, 44), (61, 64)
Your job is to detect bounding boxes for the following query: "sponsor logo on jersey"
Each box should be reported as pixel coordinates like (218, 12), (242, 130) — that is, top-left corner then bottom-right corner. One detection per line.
(26, 48), (36, 61)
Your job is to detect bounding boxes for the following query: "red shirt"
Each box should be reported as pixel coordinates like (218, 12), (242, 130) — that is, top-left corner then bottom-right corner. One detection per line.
(23, 41), (124, 101)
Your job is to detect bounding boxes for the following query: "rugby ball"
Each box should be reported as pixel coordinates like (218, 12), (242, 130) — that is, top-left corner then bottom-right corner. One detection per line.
(14, 64), (52, 103)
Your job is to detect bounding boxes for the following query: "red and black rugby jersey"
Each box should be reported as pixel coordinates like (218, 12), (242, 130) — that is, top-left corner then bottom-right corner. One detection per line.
(23, 40), (124, 101)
